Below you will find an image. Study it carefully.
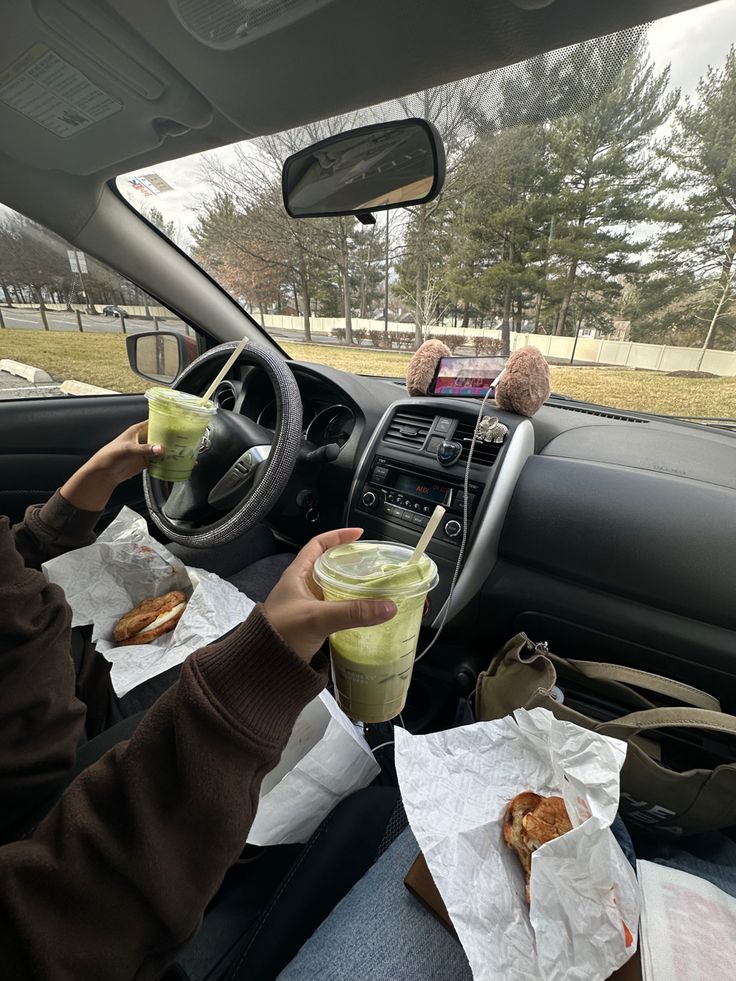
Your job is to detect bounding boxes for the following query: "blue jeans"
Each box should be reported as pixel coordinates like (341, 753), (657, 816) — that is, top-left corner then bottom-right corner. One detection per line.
(277, 808), (736, 979)
(277, 828), (472, 981)
(277, 817), (638, 980)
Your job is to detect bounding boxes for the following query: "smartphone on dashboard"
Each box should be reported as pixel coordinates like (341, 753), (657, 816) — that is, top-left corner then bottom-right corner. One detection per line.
(429, 356), (507, 397)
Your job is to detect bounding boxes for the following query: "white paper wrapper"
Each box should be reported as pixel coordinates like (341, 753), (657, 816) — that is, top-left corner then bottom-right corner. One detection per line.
(247, 690), (380, 846)
(638, 860), (736, 979)
(395, 707), (640, 981)
(43, 507), (254, 696)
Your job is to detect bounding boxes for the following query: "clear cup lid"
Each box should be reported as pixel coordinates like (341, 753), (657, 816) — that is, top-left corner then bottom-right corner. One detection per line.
(313, 540), (438, 598)
(145, 387), (216, 415)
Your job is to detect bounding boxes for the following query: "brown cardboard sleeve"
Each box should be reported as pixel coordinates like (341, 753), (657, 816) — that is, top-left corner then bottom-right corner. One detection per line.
(404, 851), (457, 939)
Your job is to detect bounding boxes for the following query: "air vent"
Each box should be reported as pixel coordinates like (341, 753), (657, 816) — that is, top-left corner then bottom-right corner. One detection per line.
(385, 409), (432, 449)
(213, 381), (237, 411)
(553, 405), (649, 423)
(454, 420), (503, 467)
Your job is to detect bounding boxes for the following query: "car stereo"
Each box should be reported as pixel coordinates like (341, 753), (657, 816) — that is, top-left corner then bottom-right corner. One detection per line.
(357, 456), (482, 543)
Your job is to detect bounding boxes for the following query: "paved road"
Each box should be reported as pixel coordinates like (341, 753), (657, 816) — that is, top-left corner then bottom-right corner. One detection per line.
(0, 308), (189, 335)
(0, 369), (64, 400)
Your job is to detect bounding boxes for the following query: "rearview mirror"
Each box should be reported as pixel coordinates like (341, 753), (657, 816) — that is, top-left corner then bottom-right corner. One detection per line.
(282, 118), (445, 219)
(126, 331), (198, 384)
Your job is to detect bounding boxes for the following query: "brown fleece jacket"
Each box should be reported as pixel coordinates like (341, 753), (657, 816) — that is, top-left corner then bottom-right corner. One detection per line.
(0, 493), (326, 980)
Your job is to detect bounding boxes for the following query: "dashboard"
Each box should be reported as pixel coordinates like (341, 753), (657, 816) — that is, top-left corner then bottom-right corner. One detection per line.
(211, 370), (358, 449)
(208, 357), (736, 718)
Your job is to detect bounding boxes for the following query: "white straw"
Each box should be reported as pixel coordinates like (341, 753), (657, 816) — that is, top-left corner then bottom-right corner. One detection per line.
(201, 336), (249, 403)
(409, 504), (446, 564)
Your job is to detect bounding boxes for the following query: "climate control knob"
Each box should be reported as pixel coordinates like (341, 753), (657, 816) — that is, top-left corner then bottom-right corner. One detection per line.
(361, 490), (377, 509)
(444, 519), (462, 539)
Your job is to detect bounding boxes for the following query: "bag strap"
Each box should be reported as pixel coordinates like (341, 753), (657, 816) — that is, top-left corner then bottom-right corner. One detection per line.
(566, 660), (721, 712)
(597, 707), (736, 740)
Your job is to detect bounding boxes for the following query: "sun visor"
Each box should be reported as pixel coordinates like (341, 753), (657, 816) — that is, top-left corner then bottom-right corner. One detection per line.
(0, 0), (224, 175)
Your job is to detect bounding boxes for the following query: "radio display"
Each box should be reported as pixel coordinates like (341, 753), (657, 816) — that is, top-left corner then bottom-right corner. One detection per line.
(394, 473), (450, 504)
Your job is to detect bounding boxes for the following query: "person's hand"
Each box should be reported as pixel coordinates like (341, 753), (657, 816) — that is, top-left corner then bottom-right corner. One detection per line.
(86, 422), (164, 486)
(60, 422), (164, 512)
(264, 528), (396, 662)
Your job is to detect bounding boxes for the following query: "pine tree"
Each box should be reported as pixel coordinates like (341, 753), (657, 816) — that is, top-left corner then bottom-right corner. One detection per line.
(544, 42), (677, 335)
(657, 46), (736, 350)
(445, 124), (550, 351)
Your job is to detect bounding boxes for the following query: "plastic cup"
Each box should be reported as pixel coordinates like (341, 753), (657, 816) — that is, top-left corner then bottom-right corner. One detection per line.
(313, 540), (439, 723)
(145, 387), (217, 482)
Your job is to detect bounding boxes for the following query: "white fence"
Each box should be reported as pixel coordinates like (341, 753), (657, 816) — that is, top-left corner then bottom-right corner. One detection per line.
(9, 304), (735, 376)
(9, 302), (172, 317)
(262, 315), (736, 377)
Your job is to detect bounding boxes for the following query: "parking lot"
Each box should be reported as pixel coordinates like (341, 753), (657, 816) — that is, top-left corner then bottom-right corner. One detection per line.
(0, 305), (180, 397)
(0, 308), (189, 335)
(0, 370), (64, 399)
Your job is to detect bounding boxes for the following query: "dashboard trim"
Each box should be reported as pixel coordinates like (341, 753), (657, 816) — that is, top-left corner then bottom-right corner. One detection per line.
(430, 416), (534, 626)
(346, 399), (535, 627)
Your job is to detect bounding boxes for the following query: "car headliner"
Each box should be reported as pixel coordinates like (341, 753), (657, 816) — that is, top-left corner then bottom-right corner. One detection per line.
(0, 0), (717, 318)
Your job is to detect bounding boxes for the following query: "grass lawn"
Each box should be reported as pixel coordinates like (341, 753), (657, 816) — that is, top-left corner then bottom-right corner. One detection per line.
(548, 367), (736, 419)
(281, 341), (413, 377)
(2, 328), (736, 419)
(287, 343), (736, 419)
(0, 329), (144, 393)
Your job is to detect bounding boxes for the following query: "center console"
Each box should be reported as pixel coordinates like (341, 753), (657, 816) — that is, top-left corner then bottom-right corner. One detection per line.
(359, 456), (482, 544)
(347, 398), (535, 628)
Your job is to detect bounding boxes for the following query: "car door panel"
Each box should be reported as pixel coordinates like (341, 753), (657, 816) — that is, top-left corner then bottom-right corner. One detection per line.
(0, 395), (148, 524)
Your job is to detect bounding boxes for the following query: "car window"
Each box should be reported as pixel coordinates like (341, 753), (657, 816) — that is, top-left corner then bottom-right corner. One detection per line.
(0, 204), (185, 401)
(118, 4), (736, 424)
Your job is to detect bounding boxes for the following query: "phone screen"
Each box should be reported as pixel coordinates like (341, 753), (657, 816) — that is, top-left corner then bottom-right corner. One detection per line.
(430, 356), (507, 397)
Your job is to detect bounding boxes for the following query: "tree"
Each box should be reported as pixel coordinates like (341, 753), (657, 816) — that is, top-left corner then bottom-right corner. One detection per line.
(191, 189), (286, 323)
(144, 205), (178, 241)
(255, 120), (365, 342)
(396, 196), (453, 339)
(0, 218), (20, 305)
(352, 224), (385, 318)
(394, 76), (488, 346)
(9, 215), (70, 310)
(658, 46), (736, 350)
(443, 123), (551, 352)
(543, 42), (678, 335)
(696, 253), (736, 365)
(195, 143), (347, 342)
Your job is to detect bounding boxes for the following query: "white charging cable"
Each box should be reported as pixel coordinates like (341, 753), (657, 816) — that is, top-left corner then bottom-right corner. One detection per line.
(414, 385), (496, 664)
(366, 386), (499, 748)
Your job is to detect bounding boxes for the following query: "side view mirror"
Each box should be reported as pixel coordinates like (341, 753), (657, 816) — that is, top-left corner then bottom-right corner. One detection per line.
(126, 331), (198, 384)
(282, 118), (446, 220)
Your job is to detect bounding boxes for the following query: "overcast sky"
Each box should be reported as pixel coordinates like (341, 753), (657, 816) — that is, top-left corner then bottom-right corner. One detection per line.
(120, 0), (736, 248)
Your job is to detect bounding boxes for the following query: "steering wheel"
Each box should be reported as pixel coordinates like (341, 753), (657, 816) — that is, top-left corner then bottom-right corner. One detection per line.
(144, 341), (303, 547)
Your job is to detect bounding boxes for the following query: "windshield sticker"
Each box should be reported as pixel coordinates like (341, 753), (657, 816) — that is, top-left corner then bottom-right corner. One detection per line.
(0, 43), (121, 139)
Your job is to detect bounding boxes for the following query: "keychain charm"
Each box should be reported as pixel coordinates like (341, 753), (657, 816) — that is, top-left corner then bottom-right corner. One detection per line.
(477, 416), (508, 444)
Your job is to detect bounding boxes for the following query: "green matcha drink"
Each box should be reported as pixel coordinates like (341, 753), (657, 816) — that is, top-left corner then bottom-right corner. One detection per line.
(145, 387), (217, 482)
(313, 541), (438, 722)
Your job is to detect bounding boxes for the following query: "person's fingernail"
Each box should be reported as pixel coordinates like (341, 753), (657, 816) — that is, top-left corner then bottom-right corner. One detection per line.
(378, 601), (396, 620)
(151, 444), (164, 455)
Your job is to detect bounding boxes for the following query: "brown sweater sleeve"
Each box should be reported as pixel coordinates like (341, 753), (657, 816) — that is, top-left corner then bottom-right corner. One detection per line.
(0, 515), (86, 839)
(0, 606), (327, 981)
(12, 490), (102, 571)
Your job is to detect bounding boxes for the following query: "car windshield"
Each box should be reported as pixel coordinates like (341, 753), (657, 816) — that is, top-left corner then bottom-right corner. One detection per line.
(119, 1), (736, 424)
